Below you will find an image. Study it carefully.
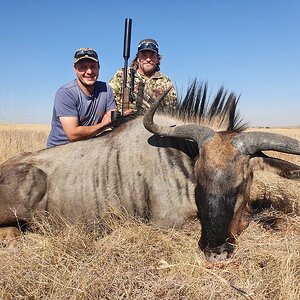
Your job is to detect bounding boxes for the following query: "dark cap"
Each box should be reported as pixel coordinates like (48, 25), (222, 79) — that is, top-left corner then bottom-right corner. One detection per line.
(74, 47), (99, 64)
(137, 39), (159, 54)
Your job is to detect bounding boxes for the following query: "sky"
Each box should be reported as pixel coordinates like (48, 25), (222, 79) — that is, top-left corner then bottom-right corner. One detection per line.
(0, 0), (299, 127)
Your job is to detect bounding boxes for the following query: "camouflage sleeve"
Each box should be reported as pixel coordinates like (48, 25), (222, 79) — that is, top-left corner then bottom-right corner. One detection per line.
(165, 81), (177, 110)
(109, 69), (124, 111)
(159, 76), (177, 110)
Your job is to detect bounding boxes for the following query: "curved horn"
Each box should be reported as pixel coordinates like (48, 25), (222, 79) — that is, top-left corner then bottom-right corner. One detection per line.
(143, 85), (215, 146)
(232, 132), (300, 155)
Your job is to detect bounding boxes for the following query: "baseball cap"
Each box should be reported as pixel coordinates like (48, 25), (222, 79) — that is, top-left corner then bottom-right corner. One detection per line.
(137, 39), (159, 54)
(74, 47), (99, 64)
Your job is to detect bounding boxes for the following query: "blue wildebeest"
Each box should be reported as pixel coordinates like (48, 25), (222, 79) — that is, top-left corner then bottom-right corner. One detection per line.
(0, 81), (299, 261)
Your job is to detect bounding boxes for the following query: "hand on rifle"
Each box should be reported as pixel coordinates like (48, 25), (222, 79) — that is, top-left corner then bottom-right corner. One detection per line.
(123, 109), (134, 116)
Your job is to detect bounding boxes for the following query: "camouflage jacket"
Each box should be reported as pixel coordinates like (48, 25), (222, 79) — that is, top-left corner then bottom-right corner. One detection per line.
(109, 68), (177, 113)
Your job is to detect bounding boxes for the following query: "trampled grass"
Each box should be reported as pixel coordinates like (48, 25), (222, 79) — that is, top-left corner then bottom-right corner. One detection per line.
(0, 124), (299, 300)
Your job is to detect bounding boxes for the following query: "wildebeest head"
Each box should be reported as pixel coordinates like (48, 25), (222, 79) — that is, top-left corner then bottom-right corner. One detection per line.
(143, 82), (300, 261)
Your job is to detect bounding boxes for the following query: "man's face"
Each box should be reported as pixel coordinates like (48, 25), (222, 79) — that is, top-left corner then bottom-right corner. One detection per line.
(74, 59), (100, 87)
(137, 50), (159, 77)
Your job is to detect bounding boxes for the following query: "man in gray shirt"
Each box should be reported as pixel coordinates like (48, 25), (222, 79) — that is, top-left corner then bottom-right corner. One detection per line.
(47, 47), (116, 148)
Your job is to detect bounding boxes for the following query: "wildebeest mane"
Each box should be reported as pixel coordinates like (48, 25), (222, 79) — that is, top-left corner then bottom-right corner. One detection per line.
(167, 80), (248, 132)
(110, 79), (248, 134)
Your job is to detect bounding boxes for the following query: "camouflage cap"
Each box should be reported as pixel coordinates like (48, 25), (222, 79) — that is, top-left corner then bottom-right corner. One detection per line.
(137, 39), (159, 54)
(74, 47), (99, 64)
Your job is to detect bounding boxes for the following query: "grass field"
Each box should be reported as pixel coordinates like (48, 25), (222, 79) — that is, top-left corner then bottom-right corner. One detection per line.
(0, 123), (50, 164)
(0, 124), (299, 300)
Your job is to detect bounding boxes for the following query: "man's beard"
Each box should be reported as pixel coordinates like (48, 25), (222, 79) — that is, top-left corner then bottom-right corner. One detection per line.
(141, 64), (157, 76)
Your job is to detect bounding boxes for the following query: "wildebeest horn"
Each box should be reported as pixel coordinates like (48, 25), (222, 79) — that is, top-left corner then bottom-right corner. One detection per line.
(232, 132), (300, 155)
(143, 85), (215, 146)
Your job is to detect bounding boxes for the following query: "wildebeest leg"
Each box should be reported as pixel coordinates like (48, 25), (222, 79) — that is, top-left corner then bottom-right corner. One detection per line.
(252, 155), (300, 179)
(0, 163), (47, 243)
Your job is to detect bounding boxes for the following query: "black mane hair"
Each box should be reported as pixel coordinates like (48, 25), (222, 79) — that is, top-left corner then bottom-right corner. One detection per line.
(111, 80), (248, 134)
(166, 80), (248, 132)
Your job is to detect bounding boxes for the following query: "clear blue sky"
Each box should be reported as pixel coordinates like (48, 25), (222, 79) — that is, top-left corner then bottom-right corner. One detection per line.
(0, 0), (299, 127)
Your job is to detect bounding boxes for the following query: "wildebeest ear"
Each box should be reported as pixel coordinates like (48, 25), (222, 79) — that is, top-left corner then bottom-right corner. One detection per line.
(251, 152), (300, 179)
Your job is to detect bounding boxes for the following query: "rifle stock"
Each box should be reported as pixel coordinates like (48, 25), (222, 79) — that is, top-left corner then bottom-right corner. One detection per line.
(122, 86), (130, 112)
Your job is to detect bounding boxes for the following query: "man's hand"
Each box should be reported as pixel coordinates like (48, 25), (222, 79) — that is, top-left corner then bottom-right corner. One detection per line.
(123, 109), (134, 116)
(101, 111), (112, 126)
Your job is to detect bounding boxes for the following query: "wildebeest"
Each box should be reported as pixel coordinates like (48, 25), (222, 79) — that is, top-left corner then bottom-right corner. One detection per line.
(0, 80), (299, 261)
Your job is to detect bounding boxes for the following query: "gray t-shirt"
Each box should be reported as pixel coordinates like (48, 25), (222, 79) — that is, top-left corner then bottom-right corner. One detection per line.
(47, 80), (116, 148)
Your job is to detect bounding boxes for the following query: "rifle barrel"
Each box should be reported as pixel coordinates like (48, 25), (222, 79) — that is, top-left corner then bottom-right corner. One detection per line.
(122, 18), (132, 115)
(123, 18), (132, 60)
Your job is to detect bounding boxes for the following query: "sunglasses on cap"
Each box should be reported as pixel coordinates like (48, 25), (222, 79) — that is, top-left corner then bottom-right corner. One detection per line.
(74, 49), (98, 60)
(138, 42), (159, 53)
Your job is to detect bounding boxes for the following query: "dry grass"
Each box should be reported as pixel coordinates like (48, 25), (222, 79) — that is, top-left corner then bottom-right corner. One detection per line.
(249, 128), (300, 215)
(0, 123), (50, 164)
(0, 124), (299, 300)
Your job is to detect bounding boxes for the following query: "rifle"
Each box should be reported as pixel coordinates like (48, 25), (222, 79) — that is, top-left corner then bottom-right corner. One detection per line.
(121, 17), (132, 116)
(129, 67), (135, 101)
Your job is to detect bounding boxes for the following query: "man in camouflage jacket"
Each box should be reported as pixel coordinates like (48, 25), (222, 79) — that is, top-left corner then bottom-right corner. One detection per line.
(109, 39), (177, 114)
